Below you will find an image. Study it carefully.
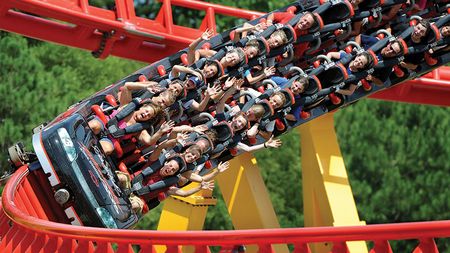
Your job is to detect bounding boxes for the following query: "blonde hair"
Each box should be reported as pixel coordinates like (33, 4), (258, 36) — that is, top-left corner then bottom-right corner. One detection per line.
(271, 92), (286, 109)
(250, 104), (265, 119)
(271, 30), (288, 45)
(186, 144), (202, 157)
(204, 129), (218, 143)
(245, 40), (260, 53)
(141, 103), (163, 121)
(159, 90), (177, 108)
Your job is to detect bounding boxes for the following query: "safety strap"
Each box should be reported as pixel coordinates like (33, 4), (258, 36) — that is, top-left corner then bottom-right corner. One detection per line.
(301, 87), (336, 107)
(435, 14), (450, 28)
(107, 98), (140, 127)
(134, 176), (179, 197)
(107, 119), (155, 139)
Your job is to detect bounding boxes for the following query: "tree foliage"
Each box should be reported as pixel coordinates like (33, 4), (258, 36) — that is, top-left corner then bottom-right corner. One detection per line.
(0, 33), (143, 169)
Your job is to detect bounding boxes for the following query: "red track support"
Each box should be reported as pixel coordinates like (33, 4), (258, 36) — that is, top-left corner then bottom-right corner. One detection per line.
(293, 243), (312, 253)
(1, 166), (450, 252)
(331, 242), (350, 253)
(370, 67), (450, 107)
(369, 240), (393, 253)
(0, 0), (263, 63)
(412, 238), (439, 253)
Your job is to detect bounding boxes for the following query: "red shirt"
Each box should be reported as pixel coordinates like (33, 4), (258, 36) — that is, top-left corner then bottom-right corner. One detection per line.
(294, 42), (310, 58)
(141, 173), (175, 201)
(271, 12), (295, 25)
(272, 12), (310, 59)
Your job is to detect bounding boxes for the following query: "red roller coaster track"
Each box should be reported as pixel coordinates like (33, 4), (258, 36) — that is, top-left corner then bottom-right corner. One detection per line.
(0, 0), (450, 252)
(0, 0), (262, 62)
(2, 166), (450, 252)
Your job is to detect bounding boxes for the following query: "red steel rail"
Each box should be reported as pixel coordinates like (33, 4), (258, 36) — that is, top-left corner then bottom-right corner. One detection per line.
(371, 68), (450, 107)
(0, 0), (263, 63)
(1, 166), (449, 252)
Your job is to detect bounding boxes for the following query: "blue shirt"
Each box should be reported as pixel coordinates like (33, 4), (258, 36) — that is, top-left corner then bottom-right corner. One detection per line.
(270, 77), (302, 121)
(271, 76), (289, 87)
(361, 35), (379, 50)
(339, 51), (353, 75)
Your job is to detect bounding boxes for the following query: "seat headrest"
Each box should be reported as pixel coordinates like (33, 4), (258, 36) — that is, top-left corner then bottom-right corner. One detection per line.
(278, 25), (297, 44)
(212, 122), (234, 142)
(304, 37), (322, 55)
(358, 0), (382, 10)
(319, 64), (348, 84)
(256, 37), (270, 56)
(300, 75), (318, 95)
(367, 49), (379, 66)
(309, 13), (325, 33)
(195, 135), (215, 154)
(344, 0), (355, 17)
(279, 88), (296, 108)
(205, 59), (225, 79)
(257, 99), (275, 119)
(235, 47), (249, 66)
(336, 63), (349, 80)
(427, 23), (442, 43)
(330, 0), (355, 20)
(167, 155), (187, 174)
(308, 75), (322, 93)
(397, 38), (409, 55)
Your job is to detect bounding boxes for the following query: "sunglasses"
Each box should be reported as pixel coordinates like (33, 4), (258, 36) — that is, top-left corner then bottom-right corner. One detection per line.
(386, 43), (401, 55)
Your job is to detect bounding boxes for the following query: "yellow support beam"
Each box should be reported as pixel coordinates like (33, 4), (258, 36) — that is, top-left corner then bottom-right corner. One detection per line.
(216, 153), (289, 253)
(298, 113), (367, 253)
(157, 182), (216, 253)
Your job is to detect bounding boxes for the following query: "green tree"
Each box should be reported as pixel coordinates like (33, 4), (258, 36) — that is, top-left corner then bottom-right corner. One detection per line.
(335, 99), (450, 250)
(0, 33), (143, 170)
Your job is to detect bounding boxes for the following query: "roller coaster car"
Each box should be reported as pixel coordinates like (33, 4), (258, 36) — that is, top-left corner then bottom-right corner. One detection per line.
(27, 79), (140, 229)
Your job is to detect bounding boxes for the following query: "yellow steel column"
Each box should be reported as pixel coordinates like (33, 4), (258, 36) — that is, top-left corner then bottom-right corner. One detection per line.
(157, 183), (216, 253)
(216, 153), (289, 253)
(298, 113), (367, 253)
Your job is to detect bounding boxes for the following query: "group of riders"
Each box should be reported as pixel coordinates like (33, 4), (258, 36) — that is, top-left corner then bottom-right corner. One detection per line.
(87, 0), (450, 216)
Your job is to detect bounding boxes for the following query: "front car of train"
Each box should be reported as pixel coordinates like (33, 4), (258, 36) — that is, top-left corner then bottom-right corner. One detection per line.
(7, 75), (142, 229)
(32, 113), (138, 228)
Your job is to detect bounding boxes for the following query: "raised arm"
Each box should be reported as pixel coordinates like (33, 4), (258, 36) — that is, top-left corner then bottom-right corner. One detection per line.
(216, 77), (243, 114)
(400, 61), (418, 70)
(233, 22), (267, 42)
(266, 13), (275, 26)
(124, 81), (160, 91)
(194, 49), (217, 63)
(201, 161), (230, 181)
(169, 124), (208, 139)
(326, 51), (342, 60)
(134, 176), (180, 196)
(336, 83), (357, 96)
(366, 74), (384, 86)
(188, 29), (214, 65)
(119, 81), (161, 106)
(138, 120), (175, 146)
(190, 83), (221, 111)
(148, 132), (188, 162)
(180, 160), (229, 183)
(245, 66), (276, 85)
(236, 136), (282, 152)
(166, 181), (214, 197)
(382, 4), (402, 21)
(170, 65), (203, 80)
